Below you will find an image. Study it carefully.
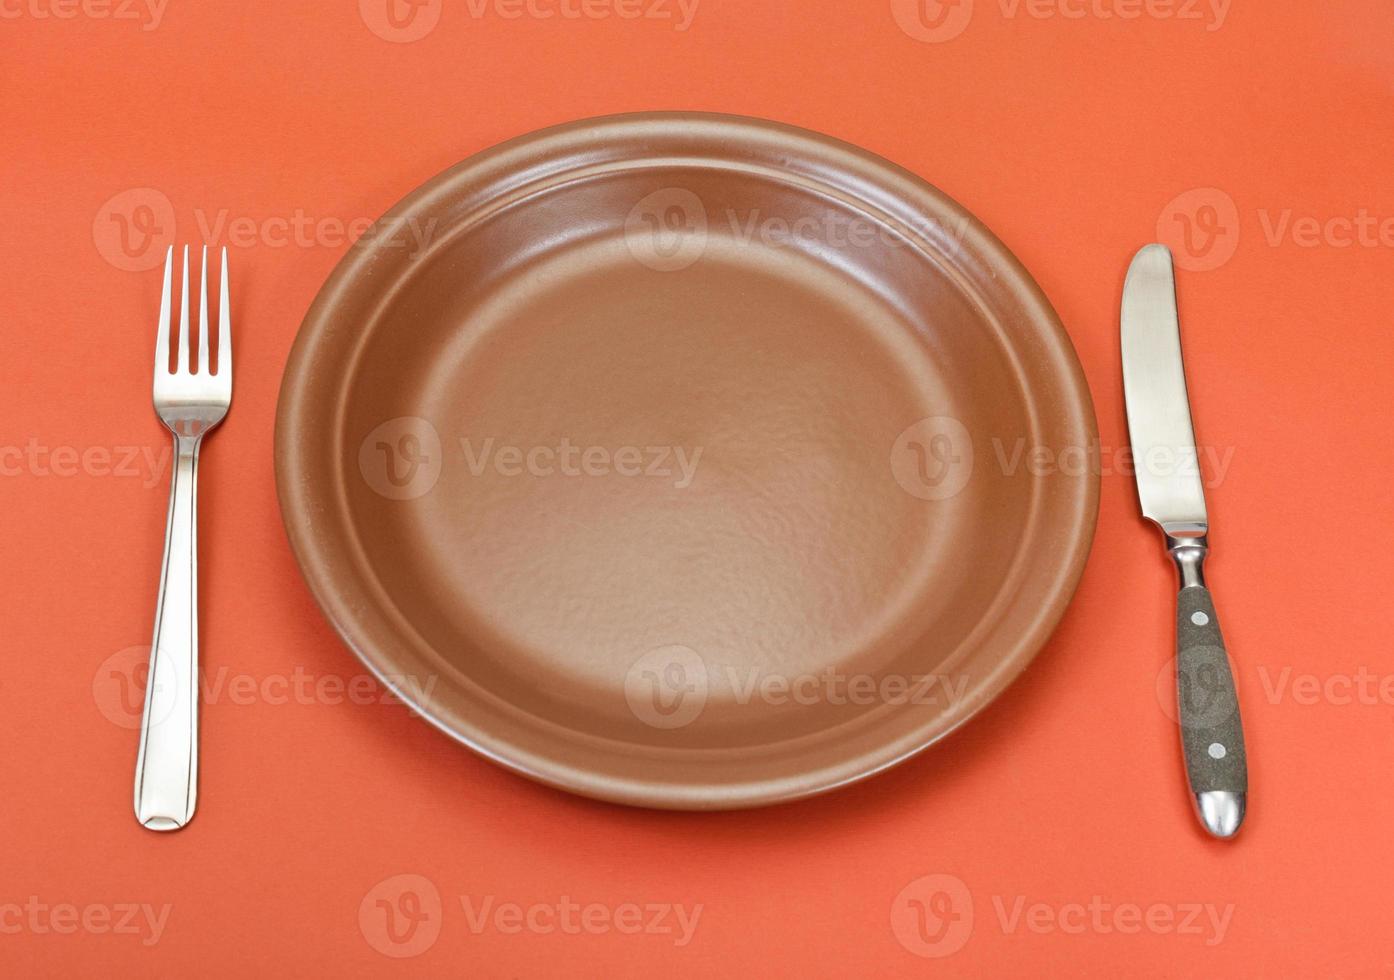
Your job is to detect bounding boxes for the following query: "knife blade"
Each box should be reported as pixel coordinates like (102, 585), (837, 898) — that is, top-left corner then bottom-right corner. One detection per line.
(1121, 243), (1248, 839)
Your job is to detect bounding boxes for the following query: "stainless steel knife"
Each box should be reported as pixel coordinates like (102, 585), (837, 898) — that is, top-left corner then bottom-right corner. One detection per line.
(1121, 243), (1248, 839)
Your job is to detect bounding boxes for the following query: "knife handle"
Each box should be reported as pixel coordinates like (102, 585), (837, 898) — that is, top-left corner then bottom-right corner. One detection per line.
(1169, 535), (1247, 838)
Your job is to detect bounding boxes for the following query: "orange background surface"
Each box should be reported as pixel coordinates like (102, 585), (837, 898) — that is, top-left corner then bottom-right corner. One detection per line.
(3, 1), (1393, 976)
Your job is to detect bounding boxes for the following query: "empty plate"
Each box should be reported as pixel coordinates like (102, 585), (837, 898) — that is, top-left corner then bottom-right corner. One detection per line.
(275, 112), (1098, 808)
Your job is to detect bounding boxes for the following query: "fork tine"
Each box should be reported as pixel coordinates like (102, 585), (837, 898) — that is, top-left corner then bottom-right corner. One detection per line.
(217, 247), (231, 380)
(198, 246), (210, 375)
(155, 246), (172, 375)
(177, 245), (190, 373)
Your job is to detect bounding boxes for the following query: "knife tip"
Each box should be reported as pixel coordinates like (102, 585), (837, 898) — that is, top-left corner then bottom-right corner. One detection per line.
(1129, 242), (1173, 272)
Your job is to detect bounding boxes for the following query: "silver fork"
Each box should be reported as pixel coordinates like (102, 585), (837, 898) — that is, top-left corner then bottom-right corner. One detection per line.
(134, 245), (232, 832)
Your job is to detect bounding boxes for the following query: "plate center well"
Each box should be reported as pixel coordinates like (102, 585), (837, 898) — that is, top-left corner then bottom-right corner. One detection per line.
(347, 236), (982, 716)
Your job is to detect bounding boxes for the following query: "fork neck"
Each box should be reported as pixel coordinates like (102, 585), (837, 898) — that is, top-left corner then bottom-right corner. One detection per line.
(165, 431), (205, 462)
(165, 419), (215, 449)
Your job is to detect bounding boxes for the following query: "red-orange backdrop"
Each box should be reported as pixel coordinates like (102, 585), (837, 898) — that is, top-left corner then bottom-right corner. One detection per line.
(3, 1), (1393, 976)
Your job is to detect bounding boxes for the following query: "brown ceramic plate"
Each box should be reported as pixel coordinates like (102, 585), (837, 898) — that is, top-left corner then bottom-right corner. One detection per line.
(275, 112), (1098, 809)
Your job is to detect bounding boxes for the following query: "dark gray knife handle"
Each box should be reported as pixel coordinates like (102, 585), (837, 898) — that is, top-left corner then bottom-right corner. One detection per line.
(1168, 535), (1247, 837)
(1176, 586), (1246, 792)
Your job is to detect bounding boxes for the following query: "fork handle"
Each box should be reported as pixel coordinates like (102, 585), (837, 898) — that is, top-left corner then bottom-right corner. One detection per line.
(134, 434), (201, 831)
